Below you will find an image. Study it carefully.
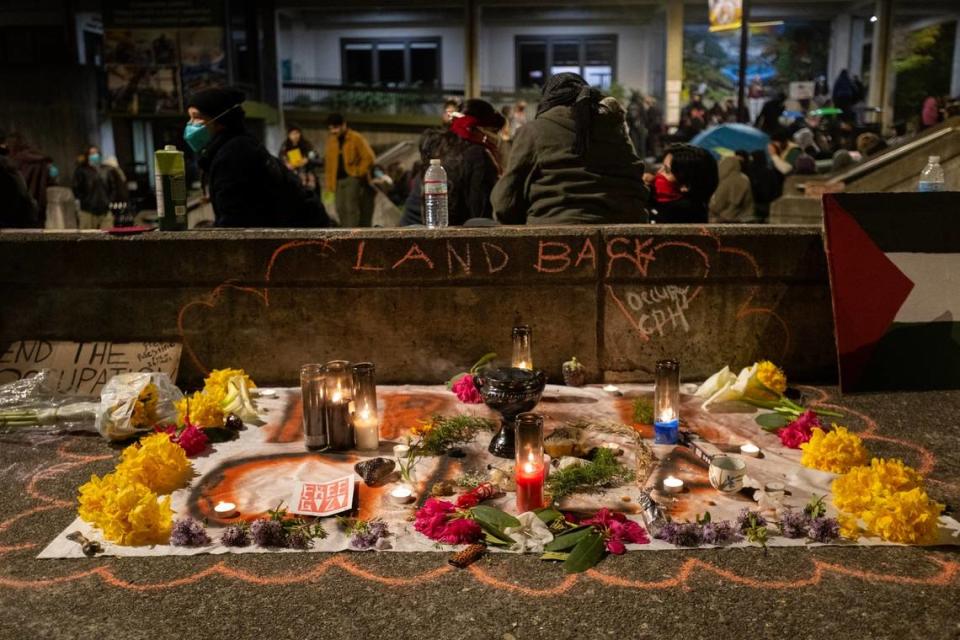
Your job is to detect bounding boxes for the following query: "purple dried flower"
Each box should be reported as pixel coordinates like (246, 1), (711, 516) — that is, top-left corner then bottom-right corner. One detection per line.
(654, 521), (703, 547)
(701, 520), (739, 545)
(736, 509), (768, 532)
(351, 520), (390, 549)
(250, 519), (286, 547)
(286, 530), (312, 550)
(779, 510), (812, 538)
(220, 525), (250, 547)
(169, 517), (211, 547)
(808, 517), (840, 543)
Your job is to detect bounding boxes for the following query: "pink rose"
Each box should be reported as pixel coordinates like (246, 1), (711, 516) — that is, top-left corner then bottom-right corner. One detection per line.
(605, 538), (627, 555)
(438, 517), (483, 545)
(451, 374), (483, 404)
(777, 410), (824, 449)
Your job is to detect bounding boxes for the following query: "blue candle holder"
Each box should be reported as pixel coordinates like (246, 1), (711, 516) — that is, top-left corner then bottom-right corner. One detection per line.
(654, 418), (679, 445)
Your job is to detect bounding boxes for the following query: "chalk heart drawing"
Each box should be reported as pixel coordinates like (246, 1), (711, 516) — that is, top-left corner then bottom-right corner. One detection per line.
(0, 389), (957, 594)
(605, 228), (792, 359)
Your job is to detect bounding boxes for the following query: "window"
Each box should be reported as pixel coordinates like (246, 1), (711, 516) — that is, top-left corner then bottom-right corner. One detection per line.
(515, 35), (617, 90)
(341, 38), (441, 87)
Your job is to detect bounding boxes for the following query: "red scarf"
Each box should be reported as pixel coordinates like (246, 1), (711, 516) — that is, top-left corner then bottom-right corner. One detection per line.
(449, 115), (503, 175)
(654, 172), (683, 203)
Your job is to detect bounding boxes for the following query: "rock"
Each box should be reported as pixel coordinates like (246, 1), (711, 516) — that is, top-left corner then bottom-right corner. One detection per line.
(354, 457), (396, 486)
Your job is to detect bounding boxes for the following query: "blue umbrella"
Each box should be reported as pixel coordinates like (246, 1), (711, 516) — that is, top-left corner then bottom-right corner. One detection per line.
(691, 124), (770, 160)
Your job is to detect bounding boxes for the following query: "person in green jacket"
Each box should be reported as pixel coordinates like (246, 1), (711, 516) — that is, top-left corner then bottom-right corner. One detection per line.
(491, 73), (649, 225)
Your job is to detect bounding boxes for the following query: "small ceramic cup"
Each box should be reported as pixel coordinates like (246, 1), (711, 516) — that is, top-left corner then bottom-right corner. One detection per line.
(708, 455), (747, 493)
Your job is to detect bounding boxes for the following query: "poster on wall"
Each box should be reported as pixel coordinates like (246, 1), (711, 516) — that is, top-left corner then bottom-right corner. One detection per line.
(709, 0), (742, 32)
(106, 64), (181, 114)
(822, 192), (960, 392)
(104, 29), (178, 66)
(179, 27), (227, 97)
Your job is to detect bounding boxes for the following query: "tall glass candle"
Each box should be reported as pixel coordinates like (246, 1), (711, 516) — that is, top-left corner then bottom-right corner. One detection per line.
(514, 412), (545, 512)
(654, 359), (680, 445)
(511, 324), (533, 370)
(324, 360), (354, 450)
(351, 362), (379, 451)
(300, 364), (326, 450)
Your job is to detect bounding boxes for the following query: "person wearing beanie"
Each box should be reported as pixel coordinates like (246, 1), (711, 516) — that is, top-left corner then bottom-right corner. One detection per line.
(400, 98), (505, 226)
(185, 87), (329, 227)
(491, 72), (648, 225)
(324, 113), (376, 227)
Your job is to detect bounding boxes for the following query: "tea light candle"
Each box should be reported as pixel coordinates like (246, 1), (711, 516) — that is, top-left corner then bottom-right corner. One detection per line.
(663, 476), (684, 494)
(389, 486), (415, 504)
(740, 442), (761, 457)
(602, 384), (622, 396)
(353, 407), (380, 451)
(213, 501), (237, 518)
(393, 443), (410, 459)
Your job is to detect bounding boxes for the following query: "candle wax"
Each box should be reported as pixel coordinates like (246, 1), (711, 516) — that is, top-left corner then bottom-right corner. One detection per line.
(515, 461), (545, 512)
(654, 418), (680, 445)
(354, 408), (380, 451)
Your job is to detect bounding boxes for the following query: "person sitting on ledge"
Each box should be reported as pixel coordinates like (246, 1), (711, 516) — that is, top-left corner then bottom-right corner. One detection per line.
(186, 88), (330, 228)
(491, 72), (649, 225)
(648, 143), (718, 224)
(401, 98), (505, 226)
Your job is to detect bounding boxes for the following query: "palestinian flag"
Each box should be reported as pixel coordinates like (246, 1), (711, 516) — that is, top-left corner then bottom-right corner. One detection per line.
(823, 192), (960, 392)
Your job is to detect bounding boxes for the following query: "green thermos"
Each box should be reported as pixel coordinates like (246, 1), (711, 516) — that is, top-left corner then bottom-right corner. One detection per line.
(154, 145), (187, 230)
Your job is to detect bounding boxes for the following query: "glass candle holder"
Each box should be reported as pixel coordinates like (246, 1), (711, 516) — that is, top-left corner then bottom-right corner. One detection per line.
(351, 362), (379, 451)
(514, 412), (545, 512)
(654, 359), (680, 445)
(511, 324), (533, 369)
(324, 360), (354, 450)
(300, 364), (326, 450)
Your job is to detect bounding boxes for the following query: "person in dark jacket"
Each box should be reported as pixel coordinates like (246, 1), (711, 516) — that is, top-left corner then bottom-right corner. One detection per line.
(0, 130), (39, 228)
(744, 150), (782, 221)
(185, 88), (330, 228)
(755, 93), (786, 134)
(492, 72), (649, 225)
(401, 99), (504, 226)
(649, 143), (718, 224)
(73, 145), (112, 229)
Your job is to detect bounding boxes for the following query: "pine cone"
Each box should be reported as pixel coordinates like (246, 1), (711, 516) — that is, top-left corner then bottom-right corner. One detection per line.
(448, 543), (487, 568)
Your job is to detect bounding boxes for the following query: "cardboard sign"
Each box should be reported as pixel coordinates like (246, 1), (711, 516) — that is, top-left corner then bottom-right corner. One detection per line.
(288, 476), (355, 518)
(823, 192), (960, 391)
(0, 341), (181, 396)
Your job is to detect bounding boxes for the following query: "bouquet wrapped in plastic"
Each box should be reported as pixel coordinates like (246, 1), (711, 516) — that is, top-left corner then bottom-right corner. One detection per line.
(0, 370), (182, 440)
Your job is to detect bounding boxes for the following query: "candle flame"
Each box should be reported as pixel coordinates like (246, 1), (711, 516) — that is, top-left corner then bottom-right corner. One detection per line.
(658, 409), (676, 423)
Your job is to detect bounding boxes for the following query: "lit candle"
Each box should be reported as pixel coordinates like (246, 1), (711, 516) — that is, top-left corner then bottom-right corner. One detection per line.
(663, 476), (684, 494)
(515, 458), (545, 512)
(653, 359), (681, 445)
(393, 443), (410, 459)
(740, 442), (761, 457)
(512, 324), (533, 369)
(516, 360), (530, 370)
(353, 407), (380, 451)
(389, 486), (414, 504)
(602, 384), (622, 396)
(213, 501), (237, 518)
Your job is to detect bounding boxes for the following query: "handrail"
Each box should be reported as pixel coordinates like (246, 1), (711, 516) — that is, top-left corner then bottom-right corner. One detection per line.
(825, 118), (960, 185)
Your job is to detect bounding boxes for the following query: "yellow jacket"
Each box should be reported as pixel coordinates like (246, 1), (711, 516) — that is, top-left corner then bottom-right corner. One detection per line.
(324, 128), (375, 192)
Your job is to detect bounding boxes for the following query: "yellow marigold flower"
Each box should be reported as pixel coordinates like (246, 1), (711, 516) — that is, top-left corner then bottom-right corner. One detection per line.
(833, 457), (923, 514)
(203, 368), (256, 399)
(861, 488), (943, 545)
(756, 360), (787, 394)
(77, 472), (173, 546)
(838, 513), (862, 540)
(800, 426), (869, 474)
(175, 391), (225, 428)
(410, 421), (434, 437)
(130, 383), (160, 429)
(117, 432), (193, 495)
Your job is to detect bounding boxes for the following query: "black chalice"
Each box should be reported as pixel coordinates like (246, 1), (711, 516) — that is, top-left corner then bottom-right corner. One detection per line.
(473, 367), (546, 458)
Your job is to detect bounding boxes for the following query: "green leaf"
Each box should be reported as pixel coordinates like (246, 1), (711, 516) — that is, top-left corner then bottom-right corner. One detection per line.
(544, 525), (592, 552)
(756, 413), (790, 431)
(445, 372), (467, 389)
(471, 505), (520, 531)
(534, 507), (563, 525)
(564, 530), (606, 574)
(485, 532), (511, 546)
(540, 551), (570, 562)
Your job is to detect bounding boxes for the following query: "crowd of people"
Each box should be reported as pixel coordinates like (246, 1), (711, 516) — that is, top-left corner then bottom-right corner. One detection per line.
(4, 67), (958, 230)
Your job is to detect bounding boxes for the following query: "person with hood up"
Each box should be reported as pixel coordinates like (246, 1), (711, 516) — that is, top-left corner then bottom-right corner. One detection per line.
(401, 99), (505, 226)
(0, 129), (39, 228)
(491, 72), (648, 225)
(709, 155), (754, 223)
(186, 87), (330, 227)
(649, 143), (718, 224)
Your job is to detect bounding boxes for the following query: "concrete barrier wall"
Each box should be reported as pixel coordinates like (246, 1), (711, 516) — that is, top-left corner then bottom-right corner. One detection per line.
(0, 225), (836, 388)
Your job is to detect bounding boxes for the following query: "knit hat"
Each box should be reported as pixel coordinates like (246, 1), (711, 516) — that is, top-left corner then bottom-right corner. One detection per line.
(187, 88), (246, 125)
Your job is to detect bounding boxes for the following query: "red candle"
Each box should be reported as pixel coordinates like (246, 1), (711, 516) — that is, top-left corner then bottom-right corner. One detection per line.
(515, 460), (545, 512)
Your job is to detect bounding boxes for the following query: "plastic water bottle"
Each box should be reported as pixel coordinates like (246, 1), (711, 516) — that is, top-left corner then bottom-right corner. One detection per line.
(918, 155), (945, 192)
(423, 158), (449, 228)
